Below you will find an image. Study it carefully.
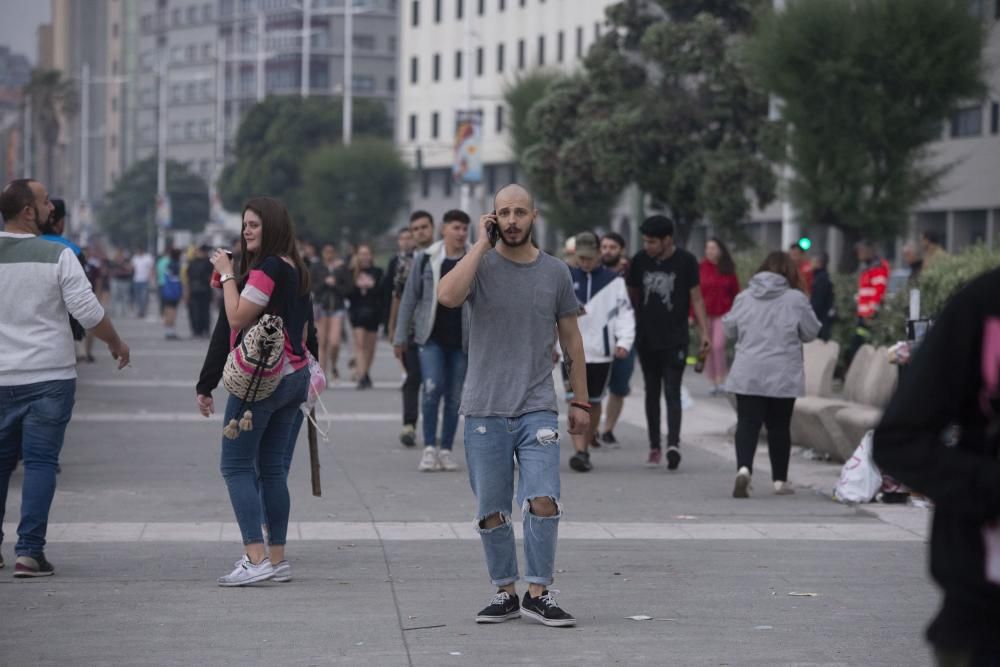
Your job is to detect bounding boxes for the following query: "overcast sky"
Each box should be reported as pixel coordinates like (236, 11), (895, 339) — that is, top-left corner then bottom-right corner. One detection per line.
(0, 0), (52, 64)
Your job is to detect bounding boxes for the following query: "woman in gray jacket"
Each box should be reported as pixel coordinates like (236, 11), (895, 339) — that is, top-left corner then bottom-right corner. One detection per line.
(723, 252), (821, 498)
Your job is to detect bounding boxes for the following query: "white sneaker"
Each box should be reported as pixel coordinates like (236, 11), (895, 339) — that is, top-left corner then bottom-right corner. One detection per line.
(418, 446), (440, 472)
(218, 555), (274, 587)
(272, 560), (292, 582)
(733, 466), (752, 498)
(438, 449), (459, 471)
(774, 480), (795, 495)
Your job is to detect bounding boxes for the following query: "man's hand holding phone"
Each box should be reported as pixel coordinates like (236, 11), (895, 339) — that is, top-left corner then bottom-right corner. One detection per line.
(479, 211), (500, 248)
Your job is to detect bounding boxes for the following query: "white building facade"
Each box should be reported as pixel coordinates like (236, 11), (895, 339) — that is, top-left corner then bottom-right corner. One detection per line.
(396, 0), (624, 244)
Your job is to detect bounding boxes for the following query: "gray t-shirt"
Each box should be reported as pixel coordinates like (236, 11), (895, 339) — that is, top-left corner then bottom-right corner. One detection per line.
(460, 249), (580, 417)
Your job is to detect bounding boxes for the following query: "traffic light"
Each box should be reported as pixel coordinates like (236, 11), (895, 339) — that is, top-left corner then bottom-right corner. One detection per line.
(797, 236), (812, 251)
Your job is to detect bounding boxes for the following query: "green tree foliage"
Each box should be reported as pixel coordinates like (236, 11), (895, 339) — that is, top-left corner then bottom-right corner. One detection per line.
(301, 139), (408, 243)
(523, 0), (776, 246)
(98, 157), (209, 248)
(747, 0), (985, 263)
(505, 72), (617, 233)
(217, 96), (392, 231)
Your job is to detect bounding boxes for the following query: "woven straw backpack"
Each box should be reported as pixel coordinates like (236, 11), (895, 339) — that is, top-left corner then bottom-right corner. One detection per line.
(222, 313), (286, 439)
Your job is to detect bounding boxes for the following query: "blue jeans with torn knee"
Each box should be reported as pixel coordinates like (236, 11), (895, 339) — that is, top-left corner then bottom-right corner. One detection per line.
(464, 410), (562, 587)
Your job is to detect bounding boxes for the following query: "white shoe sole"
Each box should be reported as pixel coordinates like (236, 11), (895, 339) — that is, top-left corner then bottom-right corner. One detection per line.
(520, 607), (576, 627)
(272, 573), (292, 583)
(218, 570), (274, 587)
(475, 610), (521, 624)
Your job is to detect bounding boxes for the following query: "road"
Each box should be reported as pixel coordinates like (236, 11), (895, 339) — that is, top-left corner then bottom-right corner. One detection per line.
(1, 311), (936, 666)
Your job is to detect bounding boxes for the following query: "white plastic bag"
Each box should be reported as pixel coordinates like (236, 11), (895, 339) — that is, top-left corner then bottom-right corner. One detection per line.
(834, 430), (883, 503)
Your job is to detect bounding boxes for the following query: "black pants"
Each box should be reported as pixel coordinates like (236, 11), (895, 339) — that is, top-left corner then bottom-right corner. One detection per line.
(638, 347), (686, 450)
(734, 394), (796, 481)
(188, 292), (212, 337)
(402, 339), (421, 427)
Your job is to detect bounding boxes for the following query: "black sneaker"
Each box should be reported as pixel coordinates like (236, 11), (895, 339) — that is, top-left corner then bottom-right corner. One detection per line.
(399, 425), (417, 448)
(475, 590), (521, 624)
(666, 446), (681, 471)
(601, 431), (618, 445)
(569, 451), (593, 473)
(14, 554), (55, 578)
(521, 590), (576, 627)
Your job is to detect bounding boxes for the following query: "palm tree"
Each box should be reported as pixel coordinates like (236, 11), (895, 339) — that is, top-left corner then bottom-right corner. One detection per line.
(23, 69), (77, 187)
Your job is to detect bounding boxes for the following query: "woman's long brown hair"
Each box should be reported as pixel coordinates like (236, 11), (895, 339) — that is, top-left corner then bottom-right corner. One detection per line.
(238, 196), (311, 295)
(756, 251), (804, 292)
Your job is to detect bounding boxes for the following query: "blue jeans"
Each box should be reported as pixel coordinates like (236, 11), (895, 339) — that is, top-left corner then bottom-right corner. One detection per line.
(0, 380), (76, 557)
(464, 411), (562, 586)
(220, 367), (308, 547)
(418, 340), (468, 450)
(133, 282), (149, 319)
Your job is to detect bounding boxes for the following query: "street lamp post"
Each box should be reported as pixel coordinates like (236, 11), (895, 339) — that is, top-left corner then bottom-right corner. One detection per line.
(343, 0), (353, 145)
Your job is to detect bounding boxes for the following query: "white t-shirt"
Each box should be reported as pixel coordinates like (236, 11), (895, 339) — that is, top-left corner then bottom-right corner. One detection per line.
(132, 253), (155, 284)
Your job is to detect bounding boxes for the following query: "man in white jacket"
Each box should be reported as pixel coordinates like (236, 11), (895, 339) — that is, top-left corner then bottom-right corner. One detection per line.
(566, 232), (635, 472)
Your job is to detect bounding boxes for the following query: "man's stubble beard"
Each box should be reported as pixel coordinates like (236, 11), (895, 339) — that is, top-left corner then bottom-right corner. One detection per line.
(500, 220), (534, 248)
(602, 254), (621, 268)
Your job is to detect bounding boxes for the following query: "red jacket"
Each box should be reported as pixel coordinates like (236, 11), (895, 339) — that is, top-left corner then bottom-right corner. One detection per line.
(857, 258), (890, 319)
(699, 259), (741, 317)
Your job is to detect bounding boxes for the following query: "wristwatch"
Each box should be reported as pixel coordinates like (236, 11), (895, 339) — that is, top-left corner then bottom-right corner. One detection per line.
(220, 272), (236, 285)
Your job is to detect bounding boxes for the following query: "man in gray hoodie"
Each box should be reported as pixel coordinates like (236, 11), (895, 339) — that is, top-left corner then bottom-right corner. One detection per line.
(393, 210), (472, 472)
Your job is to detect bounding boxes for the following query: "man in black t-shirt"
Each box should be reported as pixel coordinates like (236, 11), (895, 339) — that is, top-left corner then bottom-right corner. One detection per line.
(626, 215), (710, 470)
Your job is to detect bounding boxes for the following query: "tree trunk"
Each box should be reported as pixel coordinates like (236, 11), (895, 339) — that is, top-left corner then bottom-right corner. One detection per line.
(837, 226), (861, 274)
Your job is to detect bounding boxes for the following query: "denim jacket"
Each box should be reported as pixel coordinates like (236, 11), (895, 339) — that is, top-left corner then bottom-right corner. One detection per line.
(392, 240), (471, 351)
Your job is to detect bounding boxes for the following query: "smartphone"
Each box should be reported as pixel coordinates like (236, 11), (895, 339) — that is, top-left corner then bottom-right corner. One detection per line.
(210, 250), (234, 288)
(487, 210), (500, 246)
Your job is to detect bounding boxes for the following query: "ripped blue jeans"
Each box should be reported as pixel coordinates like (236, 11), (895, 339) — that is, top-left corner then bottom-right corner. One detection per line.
(464, 411), (561, 587)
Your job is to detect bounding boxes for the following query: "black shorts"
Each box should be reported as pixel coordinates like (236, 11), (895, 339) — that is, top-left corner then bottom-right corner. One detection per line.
(584, 362), (612, 403)
(350, 312), (380, 332)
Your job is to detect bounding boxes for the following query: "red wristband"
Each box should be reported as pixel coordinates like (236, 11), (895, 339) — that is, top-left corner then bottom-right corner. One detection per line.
(570, 400), (591, 411)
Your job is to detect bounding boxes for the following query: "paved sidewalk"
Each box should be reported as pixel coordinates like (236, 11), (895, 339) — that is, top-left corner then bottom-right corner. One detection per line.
(0, 313), (937, 666)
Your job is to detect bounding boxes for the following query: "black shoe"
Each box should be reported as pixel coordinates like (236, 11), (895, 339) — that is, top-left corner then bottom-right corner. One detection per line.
(601, 431), (618, 445)
(521, 590), (576, 627)
(399, 425), (417, 448)
(666, 446), (681, 471)
(475, 590), (521, 624)
(569, 451), (592, 472)
(13, 553), (55, 578)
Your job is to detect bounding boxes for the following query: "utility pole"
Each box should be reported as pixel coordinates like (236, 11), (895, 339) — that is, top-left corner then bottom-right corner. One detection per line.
(301, 0), (311, 97)
(343, 0), (353, 145)
(22, 94), (31, 177)
(215, 39), (226, 175)
(459, 3), (472, 216)
(771, 0), (799, 250)
(156, 57), (168, 254)
(80, 62), (90, 215)
(256, 10), (266, 102)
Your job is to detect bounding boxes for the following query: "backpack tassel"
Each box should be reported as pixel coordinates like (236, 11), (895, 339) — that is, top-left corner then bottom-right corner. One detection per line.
(223, 419), (241, 440)
(239, 410), (254, 432)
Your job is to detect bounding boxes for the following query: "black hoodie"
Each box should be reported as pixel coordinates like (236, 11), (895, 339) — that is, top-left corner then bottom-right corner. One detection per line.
(873, 268), (1000, 652)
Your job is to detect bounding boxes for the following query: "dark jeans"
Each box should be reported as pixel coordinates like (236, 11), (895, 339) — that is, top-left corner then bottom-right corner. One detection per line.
(188, 291), (212, 337)
(638, 347), (686, 450)
(734, 394), (796, 482)
(402, 339), (421, 427)
(418, 340), (468, 450)
(0, 379), (76, 557)
(220, 367), (308, 546)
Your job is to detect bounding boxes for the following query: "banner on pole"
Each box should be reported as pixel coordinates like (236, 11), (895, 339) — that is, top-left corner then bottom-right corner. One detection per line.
(155, 193), (172, 229)
(452, 110), (483, 184)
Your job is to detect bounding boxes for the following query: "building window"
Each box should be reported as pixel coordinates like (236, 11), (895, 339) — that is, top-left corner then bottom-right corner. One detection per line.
(203, 43), (212, 60)
(499, 0), (505, 10)
(112, 23), (119, 39)
(992, 102), (999, 134)
(185, 121), (195, 139)
(476, 47), (484, 75)
(455, 50), (463, 78)
(433, 53), (441, 80)
(517, 39), (525, 69)
(412, 0), (420, 26)
(409, 113), (418, 140)
(202, 119), (213, 137)
(172, 8), (181, 25)
(478, 0), (485, 14)
(187, 5), (198, 23)
(537, 35), (545, 65)
(557, 31), (564, 63)
(434, 0), (442, 22)
(387, 76), (396, 92)
(497, 43), (505, 72)
(389, 36), (397, 52)
(353, 74), (376, 93)
(576, 26), (583, 57)
(186, 82), (196, 100)
(496, 104), (504, 133)
(410, 56), (419, 83)
(432, 111), (440, 139)
(950, 105), (983, 137)
(443, 169), (452, 196)
(354, 34), (376, 50)
(203, 3), (213, 21)
(457, 0), (463, 19)
(422, 169), (430, 197)
(141, 14), (151, 32)
(186, 45), (197, 61)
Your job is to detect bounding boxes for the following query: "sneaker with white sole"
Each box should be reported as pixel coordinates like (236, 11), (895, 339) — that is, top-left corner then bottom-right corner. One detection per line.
(14, 554), (55, 578)
(475, 590), (521, 623)
(521, 589), (576, 627)
(438, 449), (459, 471)
(773, 480), (795, 495)
(272, 560), (292, 582)
(418, 446), (440, 472)
(666, 445), (682, 470)
(218, 555), (274, 587)
(733, 466), (752, 498)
